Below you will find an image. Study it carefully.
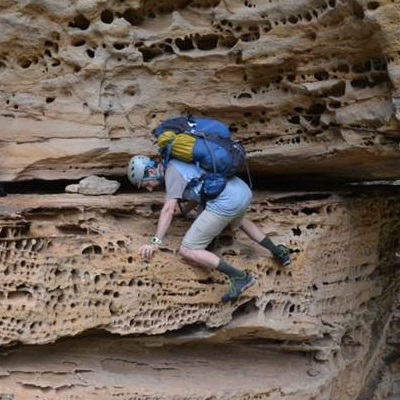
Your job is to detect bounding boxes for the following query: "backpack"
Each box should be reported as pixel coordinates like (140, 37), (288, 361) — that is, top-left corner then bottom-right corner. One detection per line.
(153, 116), (230, 139)
(154, 115), (246, 175)
(183, 172), (230, 203)
(153, 115), (249, 202)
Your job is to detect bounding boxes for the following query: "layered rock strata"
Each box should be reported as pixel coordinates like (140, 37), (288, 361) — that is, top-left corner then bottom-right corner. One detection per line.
(0, 0), (400, 181)
(1, 0), (400, 399)
(0, 189), (399, 399)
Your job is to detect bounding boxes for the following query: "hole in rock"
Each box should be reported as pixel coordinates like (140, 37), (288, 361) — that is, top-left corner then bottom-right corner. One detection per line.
(72, 38), (86, 47)
(175, 36), (195, 51)
(314, 71), (329, 81)
(82, 245), (102, 255)
(198, 277), (215, 285)
(195, 34), (219, 50)
(367, 1), (380, 10)
(232, 299), (257, 319)
(139, 46), (163, 62)
(69, 14), (90, 30)
(101, 10), (114, 24)
(122, 8), (144, 26)
(168, 322), (212, 338)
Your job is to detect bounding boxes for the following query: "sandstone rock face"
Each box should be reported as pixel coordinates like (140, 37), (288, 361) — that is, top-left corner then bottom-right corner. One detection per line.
(1, 1), (400, 399)
(0, 0), (400, 182)
(0, 190), (399, 399)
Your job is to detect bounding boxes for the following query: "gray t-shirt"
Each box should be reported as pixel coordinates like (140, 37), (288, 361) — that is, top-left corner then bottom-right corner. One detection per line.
(165, 160), (202, 200)
(165, 159), (252, 217)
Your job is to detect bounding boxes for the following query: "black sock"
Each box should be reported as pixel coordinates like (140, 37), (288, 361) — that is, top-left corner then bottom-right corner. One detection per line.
(259, 236), (280, 257)
(216, 259), (244, 279)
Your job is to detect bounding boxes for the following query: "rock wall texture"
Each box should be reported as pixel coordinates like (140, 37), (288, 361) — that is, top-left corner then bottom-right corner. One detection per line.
(0, 190), (399, 399)
(1, 0), (400, 399)
(1, 0), (400, 182)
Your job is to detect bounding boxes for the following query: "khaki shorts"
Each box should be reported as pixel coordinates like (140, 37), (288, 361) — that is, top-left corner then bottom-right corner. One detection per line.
(182, 209), (245, 250)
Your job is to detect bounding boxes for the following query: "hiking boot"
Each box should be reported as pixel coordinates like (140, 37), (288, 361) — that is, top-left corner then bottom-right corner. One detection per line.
(275, 244), (291, 267)
(221, 272), (256, 303)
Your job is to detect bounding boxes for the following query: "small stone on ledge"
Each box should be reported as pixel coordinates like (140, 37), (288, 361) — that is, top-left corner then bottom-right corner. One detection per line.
(65, 175), (120, 195)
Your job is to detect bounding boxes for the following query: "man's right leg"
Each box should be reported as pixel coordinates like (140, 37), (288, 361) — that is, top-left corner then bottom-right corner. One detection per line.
(179, 210), (255, 302)
(179, 209), (236, 271)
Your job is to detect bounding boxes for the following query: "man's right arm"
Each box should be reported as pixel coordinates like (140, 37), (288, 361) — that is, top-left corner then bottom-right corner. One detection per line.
(154, 198), (178, 241)
(138, 198), (177, 259)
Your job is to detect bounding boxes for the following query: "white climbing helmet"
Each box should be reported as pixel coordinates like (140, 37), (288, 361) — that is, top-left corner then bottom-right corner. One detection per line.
(127, 155), (152, 186)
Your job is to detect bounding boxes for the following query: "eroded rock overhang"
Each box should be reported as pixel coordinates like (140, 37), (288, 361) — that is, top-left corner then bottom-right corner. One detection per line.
(0, 0), (400, 182)
(1, 0), (400, 399)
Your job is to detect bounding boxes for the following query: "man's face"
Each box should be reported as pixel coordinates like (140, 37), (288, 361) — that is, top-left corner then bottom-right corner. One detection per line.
(137, 167), (162, 191)
(139, 178), (161, 192)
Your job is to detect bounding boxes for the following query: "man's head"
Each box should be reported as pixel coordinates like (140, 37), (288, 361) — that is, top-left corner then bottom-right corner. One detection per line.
(127, 155), (163, 191)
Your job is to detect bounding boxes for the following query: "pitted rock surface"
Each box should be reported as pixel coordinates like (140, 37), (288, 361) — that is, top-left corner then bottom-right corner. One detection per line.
(0, 0), (400, 181)
(0, 189), (399, 399)
(1, 1), (400, 399)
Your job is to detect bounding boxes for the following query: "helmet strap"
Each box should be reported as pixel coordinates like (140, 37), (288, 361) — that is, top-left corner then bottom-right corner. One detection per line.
(141, 162), (164, 184)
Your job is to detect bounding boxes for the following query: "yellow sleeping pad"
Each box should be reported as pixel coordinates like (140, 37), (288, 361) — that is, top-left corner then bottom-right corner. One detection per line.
(157, 131), (195, 163)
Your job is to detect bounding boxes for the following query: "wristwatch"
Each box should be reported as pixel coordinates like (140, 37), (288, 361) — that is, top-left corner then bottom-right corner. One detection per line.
(149, 236), (162, 245)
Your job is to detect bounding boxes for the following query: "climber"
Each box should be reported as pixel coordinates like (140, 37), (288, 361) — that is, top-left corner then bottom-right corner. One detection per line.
(127, 155), (291, 303)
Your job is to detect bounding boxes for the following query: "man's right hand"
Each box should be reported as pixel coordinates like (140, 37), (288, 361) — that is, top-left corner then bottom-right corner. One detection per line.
(138, 244), (158, 259)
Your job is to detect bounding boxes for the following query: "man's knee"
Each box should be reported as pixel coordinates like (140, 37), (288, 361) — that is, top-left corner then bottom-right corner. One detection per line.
(178, 244), (190, 259)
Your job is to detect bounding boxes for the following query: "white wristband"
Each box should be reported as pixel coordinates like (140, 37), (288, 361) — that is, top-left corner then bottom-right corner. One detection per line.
(149, 236), (162, 245)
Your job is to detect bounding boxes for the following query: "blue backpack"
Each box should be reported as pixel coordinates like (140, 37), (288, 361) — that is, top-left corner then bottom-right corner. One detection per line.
(153, 115), (249, 202)
(153, 116), (230, 139)
(153, 115), (246, 174)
